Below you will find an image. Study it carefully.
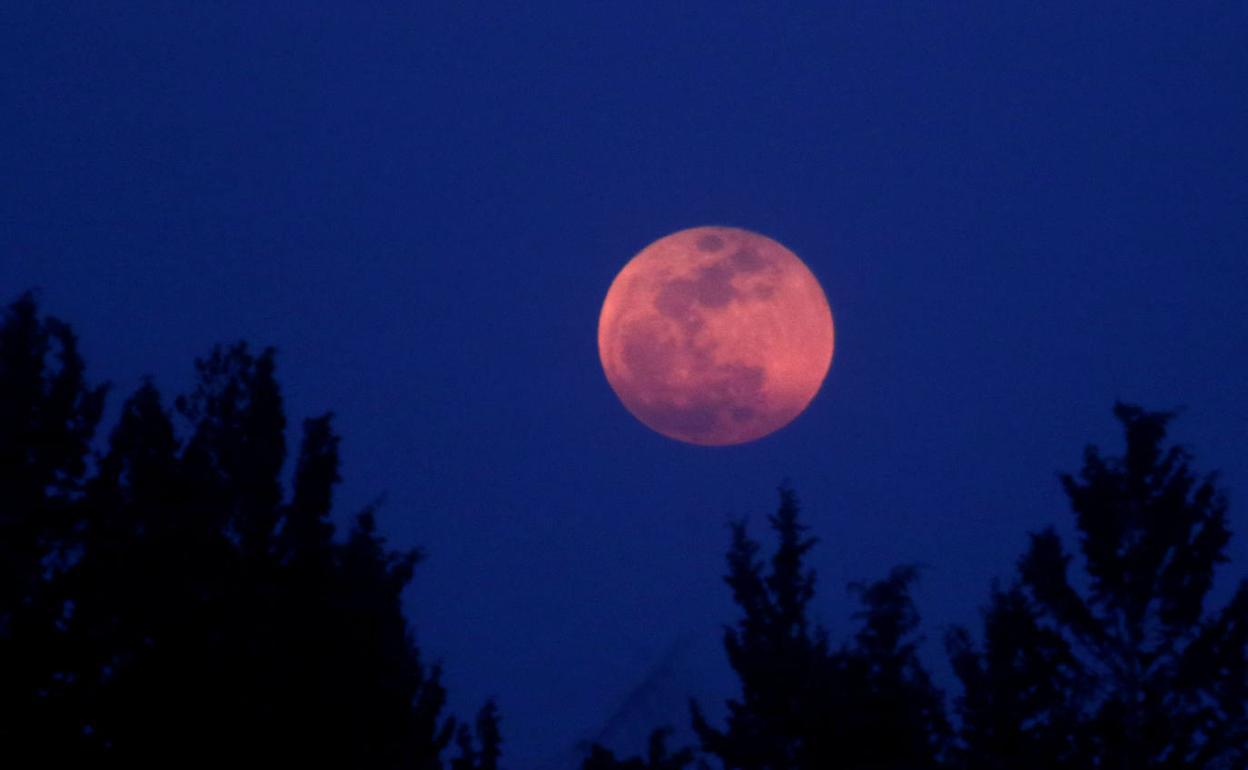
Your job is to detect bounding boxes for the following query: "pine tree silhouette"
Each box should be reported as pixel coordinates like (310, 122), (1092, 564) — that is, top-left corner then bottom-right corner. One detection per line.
(0, 292), (106, 762)
(948, 403), (1248, 770)
(8, 292), (1246, 770)
(583, 727), (698, 770)
(452, 700), (504, 770)
(691, 486), (830, 770)
(822, 565), (950, 769)
(693, 486), (949, 770)
(0, 293), (494, 769)
(947, 584), (1090, 770)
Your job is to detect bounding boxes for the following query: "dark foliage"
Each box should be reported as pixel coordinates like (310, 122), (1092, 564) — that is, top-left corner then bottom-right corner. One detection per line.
(4, 294), (1246, 770)
(692, 486), (950, 770)
(453, 700), (504, 770)
(948, 403), (1248, 770)
(0, 294), (491, 769)
(833, 565), (952, 768)
(583, 727), (698, 770)
(0, 292), (106, 757)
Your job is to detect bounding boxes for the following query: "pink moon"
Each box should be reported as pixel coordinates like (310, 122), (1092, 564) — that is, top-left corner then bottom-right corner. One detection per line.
(597, 226), (835, 446)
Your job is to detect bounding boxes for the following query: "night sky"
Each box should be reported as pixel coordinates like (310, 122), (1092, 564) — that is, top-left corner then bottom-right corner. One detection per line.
(4, 3), (1247, 767)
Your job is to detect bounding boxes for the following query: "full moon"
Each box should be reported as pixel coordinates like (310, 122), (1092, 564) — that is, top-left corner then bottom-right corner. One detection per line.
(598, 226), (834, 446)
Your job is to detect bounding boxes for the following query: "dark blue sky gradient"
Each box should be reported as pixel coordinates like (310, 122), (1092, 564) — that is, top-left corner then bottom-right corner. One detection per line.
(4, 3), (1247, 766)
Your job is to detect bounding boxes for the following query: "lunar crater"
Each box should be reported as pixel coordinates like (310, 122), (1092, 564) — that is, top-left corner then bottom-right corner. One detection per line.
(692, 263), (736, 307)
(730, 247), (767, 273)
(696, 234), (725, 252)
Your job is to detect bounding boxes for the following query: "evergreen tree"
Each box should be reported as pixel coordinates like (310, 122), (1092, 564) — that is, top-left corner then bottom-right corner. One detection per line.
(583, 727), (697, 770)
(948, 403), (1248, 770)
(0, 292), (106, 761)
(0, 294), (486, 769)
(452, 700), (504, 770)
(693, 487), (948, 770)
(947, 585), (1090, 770)
(691, 486), (830, 770)
(821, 566), (950, 769)
(69, 380), (202, 761)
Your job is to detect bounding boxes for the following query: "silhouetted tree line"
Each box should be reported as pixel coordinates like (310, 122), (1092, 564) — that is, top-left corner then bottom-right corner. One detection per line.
(0, 293), (500, 769)
(3, 293), (1245, 770)
(591, 414), (1248, 770)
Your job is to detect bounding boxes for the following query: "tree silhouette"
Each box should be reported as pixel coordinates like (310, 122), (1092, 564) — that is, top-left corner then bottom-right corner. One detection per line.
(452, 700), (504, 770)
(825, 565), (951, 769)
(583, 727), (698, 770)
(691, 486), (830, 770)
(7, 291), (1246, 770)
(0, 292), (106, 761)
(692, 487), (949, 770)
(947, 584), (1090, 770)
(948, 403), (1248, 770)
(0, 294), (491, 769)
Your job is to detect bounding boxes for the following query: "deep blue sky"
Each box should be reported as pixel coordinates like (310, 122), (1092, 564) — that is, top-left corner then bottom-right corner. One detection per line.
(4, 3), (1247, 766)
